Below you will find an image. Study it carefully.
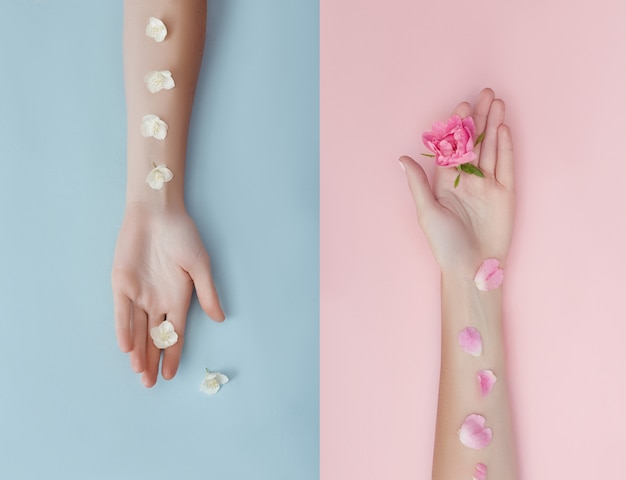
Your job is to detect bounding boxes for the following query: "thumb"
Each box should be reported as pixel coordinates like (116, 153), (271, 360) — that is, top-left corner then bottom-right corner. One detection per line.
(399, 155), (440, 221)
(188, 249), (225, 322)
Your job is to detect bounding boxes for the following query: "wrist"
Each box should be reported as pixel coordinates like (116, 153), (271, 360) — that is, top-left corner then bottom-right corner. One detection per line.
(125, 183), (185, 209)
(124, 198), (187, 218)
(439, 253), (508, 285)
(124, 148), (186, 209)
(440, 269), (503, 328)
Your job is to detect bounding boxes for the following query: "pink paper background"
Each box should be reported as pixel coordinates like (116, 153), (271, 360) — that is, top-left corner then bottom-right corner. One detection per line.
(321, 1), (626, 478)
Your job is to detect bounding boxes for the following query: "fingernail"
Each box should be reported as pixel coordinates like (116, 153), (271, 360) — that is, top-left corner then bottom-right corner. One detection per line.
(398, 160), (406, 172)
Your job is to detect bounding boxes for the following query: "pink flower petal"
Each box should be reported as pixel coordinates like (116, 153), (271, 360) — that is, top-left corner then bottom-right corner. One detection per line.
(474, 258), (504, 291)
(458, 327), (483, 356)
(422, 114), (476, 168)
(472, 463), (488, 480)
(462, 115), (476, 137)
(458, 414), (492, 449)
(477, 370), (497, 396)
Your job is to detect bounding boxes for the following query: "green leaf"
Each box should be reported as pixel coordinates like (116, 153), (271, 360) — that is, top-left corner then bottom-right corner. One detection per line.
(454, 173), (461, 188)
(459, 163), (485, 178)
(474, 132), (485, 146)
(420, 153), (435, 157)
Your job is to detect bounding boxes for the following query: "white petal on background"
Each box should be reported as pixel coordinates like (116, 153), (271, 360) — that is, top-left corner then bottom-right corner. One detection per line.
(199, 369), (229, 395)
(200, 380), (220, 395)
(141, 114), (168, 140)
(145, 17), (167, 42)
(144, 70), (175, 93)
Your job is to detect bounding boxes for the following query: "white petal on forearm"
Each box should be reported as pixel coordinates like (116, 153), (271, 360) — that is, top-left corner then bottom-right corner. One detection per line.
(145, 164), (174, 190)
(141, 114), (168, 140)
(144, 70), (175, 93)
(145, 17), (167, 42)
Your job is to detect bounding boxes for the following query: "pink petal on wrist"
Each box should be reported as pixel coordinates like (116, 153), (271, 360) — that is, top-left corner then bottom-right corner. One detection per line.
(474, 258), (504, 291)
(477, 369), (497, 396)
(472, 463), (488, 480)
(458, 414), (492, 449)
(458, 326), (483, 356)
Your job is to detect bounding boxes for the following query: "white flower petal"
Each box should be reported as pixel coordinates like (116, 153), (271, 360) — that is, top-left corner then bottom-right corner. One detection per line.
(146, 17), (167, 42)
(158, 165), (174, 182)
(141, 114), (168, 140)
(145, 164), (174, 190)
(162, 75), (175, 90)
(147, 172), (163, 190)
(200, 377), (220, 395)
(201, 382), (220, 395)
(144, 70), (175, 93)
(149, 320), (178, 349)
(199, 370), (229, 395)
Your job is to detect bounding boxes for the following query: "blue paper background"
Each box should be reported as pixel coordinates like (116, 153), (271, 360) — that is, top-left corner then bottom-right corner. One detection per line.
(0, 1), (319, 479)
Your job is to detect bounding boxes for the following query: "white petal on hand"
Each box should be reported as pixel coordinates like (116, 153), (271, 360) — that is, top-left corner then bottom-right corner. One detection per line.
(149, 320), (178, 349)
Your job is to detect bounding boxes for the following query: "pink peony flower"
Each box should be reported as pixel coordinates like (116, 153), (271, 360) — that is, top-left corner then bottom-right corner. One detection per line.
(422, 114), (477, 167)
(473, 463), (488, 480)
(474, 258), (504, 291)
(477, 370), (497, 397)
(458, 326), (483, 356)
(458, 414), (493, 449)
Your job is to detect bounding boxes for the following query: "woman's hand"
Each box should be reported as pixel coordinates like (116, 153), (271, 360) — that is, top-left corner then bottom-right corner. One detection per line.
(112, 202), (224, 387)
(400, 88), (515, 277)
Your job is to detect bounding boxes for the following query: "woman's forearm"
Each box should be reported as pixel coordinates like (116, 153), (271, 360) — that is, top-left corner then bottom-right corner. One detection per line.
(433, 271), (517, 479)
(123, 0), (206, 207)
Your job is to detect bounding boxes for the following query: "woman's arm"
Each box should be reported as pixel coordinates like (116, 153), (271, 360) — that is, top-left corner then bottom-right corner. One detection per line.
(123, 0), (206, 207)
(400, 89), (518, 479)
(112, 0), (224, 388)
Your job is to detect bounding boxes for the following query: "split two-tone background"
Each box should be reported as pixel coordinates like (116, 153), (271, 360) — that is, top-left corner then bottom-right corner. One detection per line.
(2, 0), (625, 478)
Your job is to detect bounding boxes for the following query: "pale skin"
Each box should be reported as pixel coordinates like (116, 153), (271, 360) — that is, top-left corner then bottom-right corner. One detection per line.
(400, 89), (518, 479)
(113, 0), (224, 388)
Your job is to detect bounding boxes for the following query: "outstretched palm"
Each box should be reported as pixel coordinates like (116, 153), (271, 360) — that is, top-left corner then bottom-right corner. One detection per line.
(112, 203), (224, 387)
(401, 89), (515, 276)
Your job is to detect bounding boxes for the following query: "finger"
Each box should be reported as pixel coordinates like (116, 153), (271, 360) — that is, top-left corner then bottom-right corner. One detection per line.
(399, 156), (441, 223)
(478, 98), (505, 175)
(452, 101), (471, 118)
(188, 250), (225, 322)
(472, 88), (495, 162)
(161, 306), (189, 380)
(495, 124), (514, 188)
(142, 314), (163, 388)
(129, 307), (147, 373)
(113, 292), (133, 353)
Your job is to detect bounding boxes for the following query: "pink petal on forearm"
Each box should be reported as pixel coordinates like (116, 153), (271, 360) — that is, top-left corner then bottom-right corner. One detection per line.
(472, 463), (488, 480)
(458, 327), (483, 356)
(474, 258), (504, 291)
(477, 369), (497, 396)
(458, 414), (492, 449)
